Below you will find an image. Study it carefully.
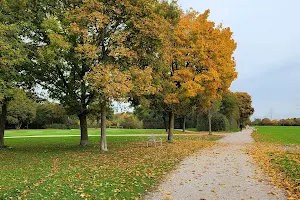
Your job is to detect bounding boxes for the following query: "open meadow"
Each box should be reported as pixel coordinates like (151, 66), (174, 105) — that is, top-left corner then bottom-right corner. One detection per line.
(253, 126), (300, 145)
(251, 126), (300, 198)
(0, 129), (221, 199)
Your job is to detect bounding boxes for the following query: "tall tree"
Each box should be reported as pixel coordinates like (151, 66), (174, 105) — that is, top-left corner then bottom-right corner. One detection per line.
(235, 92), (255, 125)
(0, 0), (26, 148)
(84, 0), (164, 151)
(160, 10), (237, 140)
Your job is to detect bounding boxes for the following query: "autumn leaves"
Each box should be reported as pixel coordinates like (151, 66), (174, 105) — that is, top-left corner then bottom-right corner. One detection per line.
(66, 1), (238, 150)
(0, 0), (238, 150)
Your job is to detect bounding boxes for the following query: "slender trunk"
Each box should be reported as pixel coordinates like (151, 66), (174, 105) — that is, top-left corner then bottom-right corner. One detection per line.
(100, 101), (108, 152)
(78, 113), (88, 146)
(168, 111), (174, 142)
(16, 122), (22, 130)
(208, 113), (212, 135)
(163, 114), (168, 132)
(183, 116), (186, 132)
(96, 116), (101, 129)
(0, 101), (7, 148)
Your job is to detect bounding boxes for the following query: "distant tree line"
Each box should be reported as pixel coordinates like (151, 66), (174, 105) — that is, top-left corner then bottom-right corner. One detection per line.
(252, 118), (300, 126)
(135, 92), (254, 132)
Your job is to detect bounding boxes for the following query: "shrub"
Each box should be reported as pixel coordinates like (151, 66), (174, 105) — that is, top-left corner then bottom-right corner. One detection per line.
(197, 113), (230, 132)
(212, 113), (230, 131)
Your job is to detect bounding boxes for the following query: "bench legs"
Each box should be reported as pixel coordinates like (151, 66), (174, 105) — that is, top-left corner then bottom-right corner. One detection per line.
(146, 140), (163, 147)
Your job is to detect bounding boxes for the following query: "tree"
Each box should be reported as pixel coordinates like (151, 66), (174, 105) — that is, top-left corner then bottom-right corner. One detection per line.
(7, 90), (37, 129)
(207, 101), (221, 134)
(235, 92), (255, 125)
(252, 118), (262, 126)
(31, 102), (72, 128)
(79, 0), (164, 151)
(220, 92), (239, 129)
(0, 0), (26, 148)
(261, 118), (272, 126)
(168, 10), (237, 137)
(88, 98), (114, 128)
(112, 113), (143, 129)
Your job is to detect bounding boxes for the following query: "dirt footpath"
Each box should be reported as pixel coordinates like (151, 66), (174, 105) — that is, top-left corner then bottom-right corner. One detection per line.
(145, 130), (286, 200)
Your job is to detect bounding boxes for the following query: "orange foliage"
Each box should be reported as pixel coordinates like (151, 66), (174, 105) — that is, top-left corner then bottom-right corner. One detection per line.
(162, 10), (237, 111)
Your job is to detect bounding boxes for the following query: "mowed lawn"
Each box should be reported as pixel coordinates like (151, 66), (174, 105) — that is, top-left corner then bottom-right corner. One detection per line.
(4, 129), (180, 137)
(251, 126), (300, 198)
(253, 126), (300, 145)
(0, 131), (221, 199)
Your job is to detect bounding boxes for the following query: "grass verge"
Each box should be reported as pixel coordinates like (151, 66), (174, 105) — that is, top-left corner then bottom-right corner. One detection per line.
(250, 127), (300, 199)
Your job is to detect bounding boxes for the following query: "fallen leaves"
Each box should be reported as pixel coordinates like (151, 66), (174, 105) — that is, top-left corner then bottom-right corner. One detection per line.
(0, 136), (217, 199)
(249, 143), (299, 199)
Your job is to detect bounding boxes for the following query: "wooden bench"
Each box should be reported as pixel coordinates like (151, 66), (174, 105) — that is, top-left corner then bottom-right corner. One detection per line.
(146, 136), (162, 147)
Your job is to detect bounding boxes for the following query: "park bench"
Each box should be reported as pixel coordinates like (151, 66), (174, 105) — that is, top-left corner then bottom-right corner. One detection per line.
(146, 136), (162, 147)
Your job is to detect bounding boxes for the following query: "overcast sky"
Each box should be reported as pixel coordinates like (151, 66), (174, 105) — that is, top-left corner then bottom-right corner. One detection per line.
(178, 0), (300, 119)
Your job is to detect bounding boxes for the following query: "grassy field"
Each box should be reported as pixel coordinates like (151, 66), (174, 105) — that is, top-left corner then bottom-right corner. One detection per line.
(253, 126), (300, 145)
(4, 129), (180, 137)
(0, 130), (221, 199)
(251, 126), (300, 198)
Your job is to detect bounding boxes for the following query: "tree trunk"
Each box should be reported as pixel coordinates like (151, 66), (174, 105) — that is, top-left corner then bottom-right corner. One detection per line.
(183, 116), (186, 132)
(78, 113), (88, 146)
(100, 101), (108, 152)
(168, 111), (174, 142)
(96, 116), (101, 129)
(163, 114), (168, 132)
(208, 113), (212, 135)
(16, 122), (22, 130)
(0, 101), (8, 148)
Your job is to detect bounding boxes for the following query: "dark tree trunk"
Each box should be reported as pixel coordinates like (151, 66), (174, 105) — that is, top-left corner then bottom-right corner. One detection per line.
(100, 101), (108, 152)
(163, 114), (168, 132)
(168, 111), (174, 142)
(78, 113), (88, 146)
(183, 116), (186, 132)
(0, 101), (8, 148)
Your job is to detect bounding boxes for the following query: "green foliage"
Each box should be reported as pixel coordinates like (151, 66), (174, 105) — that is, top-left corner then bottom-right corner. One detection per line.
(112, 113), (143, 129)
(7, 90), (37, 128)
(220, 93), (239, 121)
(196, 114), (209, 131)
(211, 113), (230, 132)
(31, 102), (67, 128)
(197, 113), (230, 132)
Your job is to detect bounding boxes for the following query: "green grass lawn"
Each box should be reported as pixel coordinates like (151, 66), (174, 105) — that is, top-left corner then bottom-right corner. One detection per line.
(253, 126), (300, 145)
(4, 129), (180, 137)
(0, 132), (221, 199)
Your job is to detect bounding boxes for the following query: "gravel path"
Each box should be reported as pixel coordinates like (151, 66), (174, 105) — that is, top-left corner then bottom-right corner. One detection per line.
(145, 129), (286, 200)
